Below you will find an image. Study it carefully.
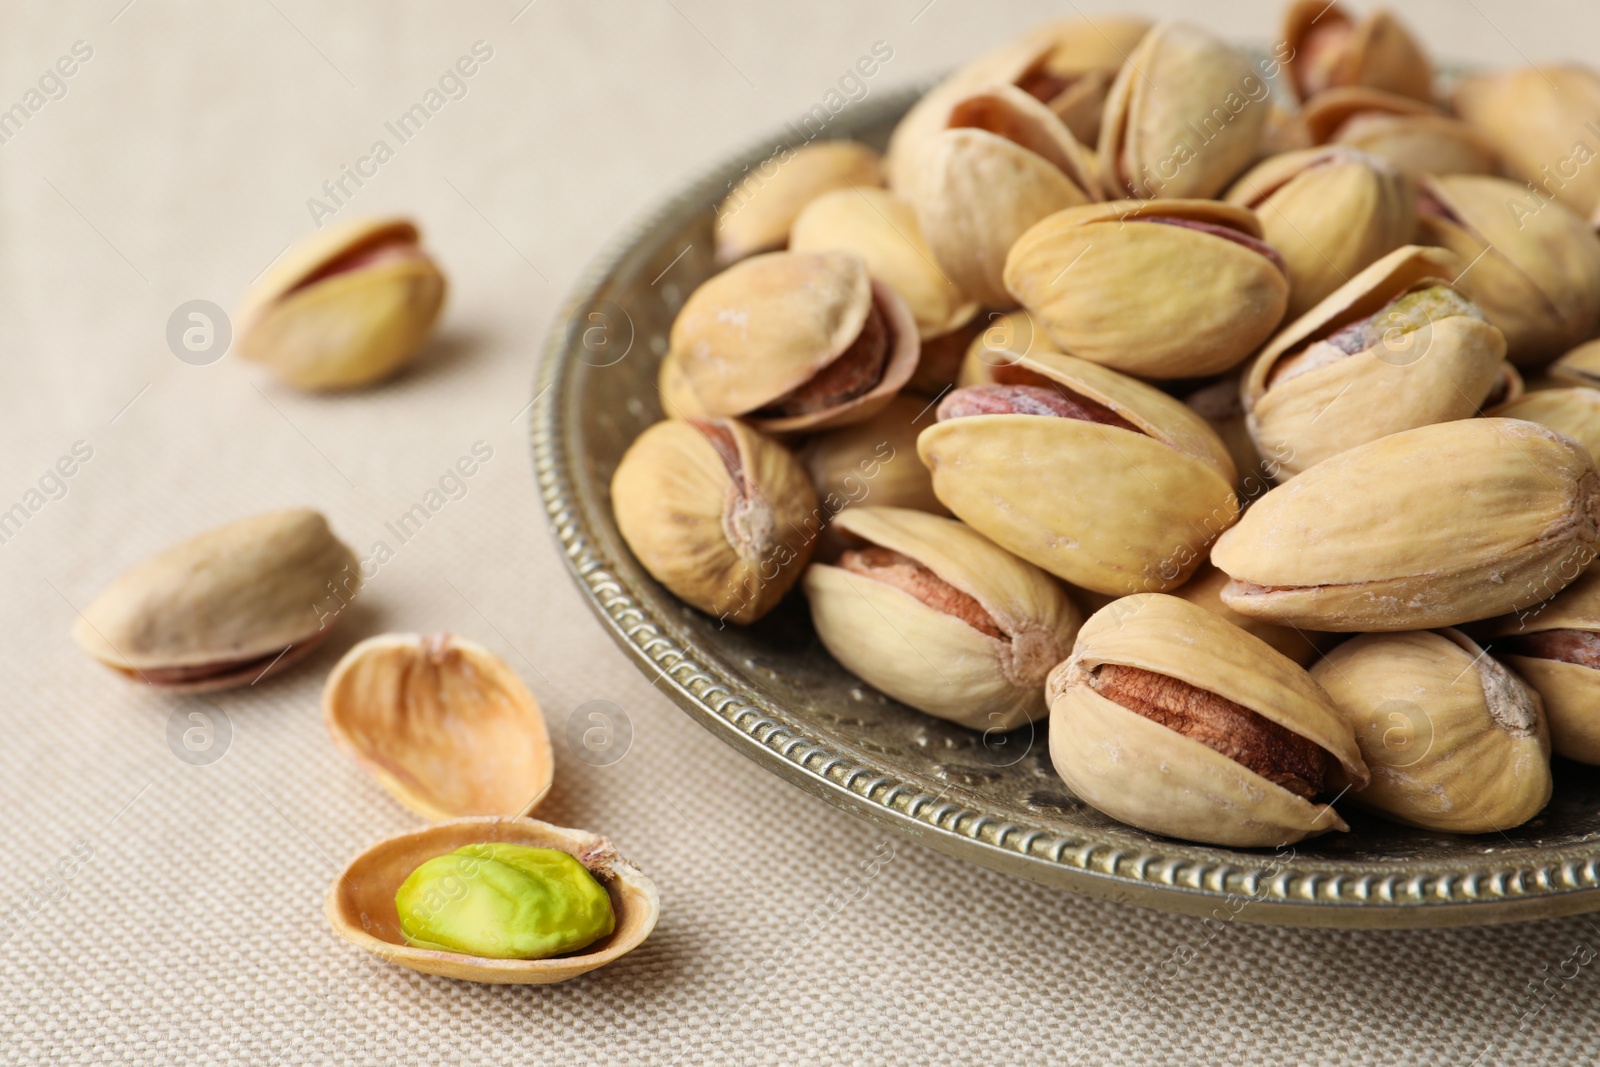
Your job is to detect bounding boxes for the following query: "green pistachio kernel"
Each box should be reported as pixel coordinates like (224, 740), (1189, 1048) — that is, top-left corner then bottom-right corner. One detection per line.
(394, 843), (616, 960)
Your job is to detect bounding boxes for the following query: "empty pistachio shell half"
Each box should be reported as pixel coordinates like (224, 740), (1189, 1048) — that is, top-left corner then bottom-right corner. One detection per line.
(713, 140), (885, 265)
(237, 217), (446, 390)
(803, 507), (1081, 730)
(1214, 418), (1600, 631)
(323, 633), (553, 821)
(73, 508), (358, 691)
(1453, 66), (1600, 217)
(1047, 593), (1367, 847)
(1488, 388), (1600, 465)
(1282, 0), (1434, 104)
(1302, 87), (1499, 177)
(1484, 567), (1600, 765)
(326, 816), (658, 985)
(1314, 629), (1551, 832)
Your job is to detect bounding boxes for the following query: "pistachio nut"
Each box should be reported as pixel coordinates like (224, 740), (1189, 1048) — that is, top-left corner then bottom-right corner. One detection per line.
(1229, 148), (1416, 320)
(909, 84), (1101, 307)
(1282, 0), (1434, 105)
(1488, 388), (1600, 465)
(73, 508), (359, 691)
(1313, 630), (1551, 832)
(917, 350), (1239, 595)
(1004, 199), (1289, 379)
(713, 140), (885, 265)
(1548, 339), (1600, 389)
(1098, 22), (1269, 200)
(1484, 566), (1600, 764)
(1172, 563), (1325, 666)
(955, 309), (1061, 389)
(1453, 66), (1600, 216)
(802, 507), (1081, 730)
(237, 217), (446, 390)
(1046, 593), (1368, 847)
(1182, 374), (1278, 498)
(1302, 87), (1499, 177)
(323, 633), (553, 821)
(1416, 174), (1600, 364)
(611, 418), (818, 624)
(669, 251), (920, 434)
(1243, 246), (1506, 478)
(799, 395), (946, 525)
(656, 349), (709, 421)
(1214, 418), (1600, 631)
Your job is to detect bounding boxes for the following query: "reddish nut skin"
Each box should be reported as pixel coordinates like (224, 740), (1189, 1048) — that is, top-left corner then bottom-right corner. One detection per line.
(838, 546), (1004, 639)
(935, 383), (1140, 432)
(763, 303), (889, 417)
(1143, 217), (1289, 275)
(1502, 629), (1600, 671)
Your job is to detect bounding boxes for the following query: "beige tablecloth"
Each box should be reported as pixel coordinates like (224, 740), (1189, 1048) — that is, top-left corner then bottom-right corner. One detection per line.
(4, 1), (1600, 1063)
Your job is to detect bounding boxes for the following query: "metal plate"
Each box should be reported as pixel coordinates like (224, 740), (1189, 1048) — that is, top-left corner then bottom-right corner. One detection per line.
(532, 83), (1600, 928)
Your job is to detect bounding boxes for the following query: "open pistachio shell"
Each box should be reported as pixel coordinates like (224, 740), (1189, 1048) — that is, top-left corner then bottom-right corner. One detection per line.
(1547, 339), (1600, 390)
(712, 140), (884, 264)
(1047, 594), (1367, 847)
(1484, 567), (1600, 764)
(1282, 0), (1434, 105)
(1488, 388), (1600, 465)
(237, 217), (446, 390)
(1243, 245), (1506, 478)
(1313, 630), (1551, 832)
(327, 816), (658, 984)
(1214, 418), (1600, 631)
(323, 633), (554, 821)
(803, 507), (1081, 731)
(73, 508), (358, 691)
(1302, 87), (1499, 177)
(1453, 66), (1600, 217)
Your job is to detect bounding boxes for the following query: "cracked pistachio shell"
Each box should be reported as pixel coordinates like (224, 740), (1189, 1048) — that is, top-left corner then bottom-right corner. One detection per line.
(712, 140), (884, 265)
(323, 633), (554, 822)
(800, 395), (947, 522)
(1488, 388), (1600, 465)
(1417, 174), (1600, 365)
(1098, 22), (1268, 200)
(1483, 567), (1600, 764)
(955, 310), (1061, 389)
(1214, 418), (1600, 631)
(1453, 66), (1600, 216)
(917, 350), (1239, 595)
(327, 816), (658, 984)
(1172, 563), (1325, 666)
(790, 187), (977, 340)
(1047, 594), (1367, 847)
(1303, 87), (1499, 177)
(1313, 630), (1551, 832)
(73, 508), (358, 691)
(910, 85), (1100, 308)
(802, 507), (1082, 730)
(1282, 0), (1434, 105)
(237, 217), (446, 390)
(1225, 147), (1417, 319)
(611, 418), (818, 624)
(1547, 339), (1600, 390)
(1004, 199), (1289, 379)
(1243, 246), (1506, 479)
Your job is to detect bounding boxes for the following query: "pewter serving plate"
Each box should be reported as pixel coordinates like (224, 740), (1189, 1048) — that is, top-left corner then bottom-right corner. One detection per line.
(533, 83), (1600, 928)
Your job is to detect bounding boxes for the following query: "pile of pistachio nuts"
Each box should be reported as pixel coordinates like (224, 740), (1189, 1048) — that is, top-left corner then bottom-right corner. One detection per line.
(612, 3), (1600, 848)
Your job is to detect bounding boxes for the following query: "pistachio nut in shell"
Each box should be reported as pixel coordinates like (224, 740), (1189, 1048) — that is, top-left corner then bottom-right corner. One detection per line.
(73, 508), (358, 691)
(910, 84), (1100, 307)
(917, 350), (1239, 595)
(1225, 147), (1417, 319)
(1098, 22), (1268, 200)
(1416, 174), (1600, 365)
(326, 816), (658, 985)
(1548, 339), (1600, 390)
(1173, 564), (1325, 666)
(1485, 566), (1600, 764)
(1004, 199), (1289, 379)
(800, 395), (947, 525)
(712, 140), (884, 265)
(237, 217), (446, 390)
(611, 418), (818, 625)
(1047, 594), (1367, 847)
(1282, 0), (1434, 105)
(1488, 388), (1600, 465)
(323, 633), (554, 822)
(1302, 87), (1499, 177)
(1243, 245), (1506, 479)
(669, 251), (919, 434)
(1453, 66), (1600, 216)
(1313, 630), (1551, 833)
(1214, 418), (1600, 632)
(803, 507), (1081, 731)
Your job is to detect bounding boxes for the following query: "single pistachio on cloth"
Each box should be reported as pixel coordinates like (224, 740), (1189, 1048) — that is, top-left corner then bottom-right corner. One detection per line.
(1172, 563), (1326, 666)
(1547, 339), (1600, 390)
(1488, 388), (1600, 465)
(955, 309), (1061, 389)
(73, 508), (358, 691)
(712, 140), (884, 265)
(1415, 173), (1600, 365)
(611, 418), (818, 625)
(323, 633), (553, 822)
(1098, 22), (1269, 201)
(1453, 66), (1600, 217)
(1281, 0), (1434, 105)
(669, 250), (919, 434)
(327, 816), (658, 985)
(1226, 146), (1417, 319)
(1301, 87), (1499, 177)
(237, 217), (446, 390)
(1047, 593), (1368, 847)
(1213, 418), (1600, 632)
(1182, 374), (1277, 498)
(908, 84), (1101, 307)
(1242, 245), (1506, 479)
(1004, 199), (1289, 379)
(1484, 567), (1600, 765)
(802, 507), (1081, 731)
(799, 395), (947, 524)
(917, 350), (1238, 595)
(1313, 630), (1551, 833)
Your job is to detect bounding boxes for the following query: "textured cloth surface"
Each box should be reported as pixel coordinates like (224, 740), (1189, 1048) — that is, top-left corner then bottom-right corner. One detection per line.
(2, 2), (1600, 1064)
